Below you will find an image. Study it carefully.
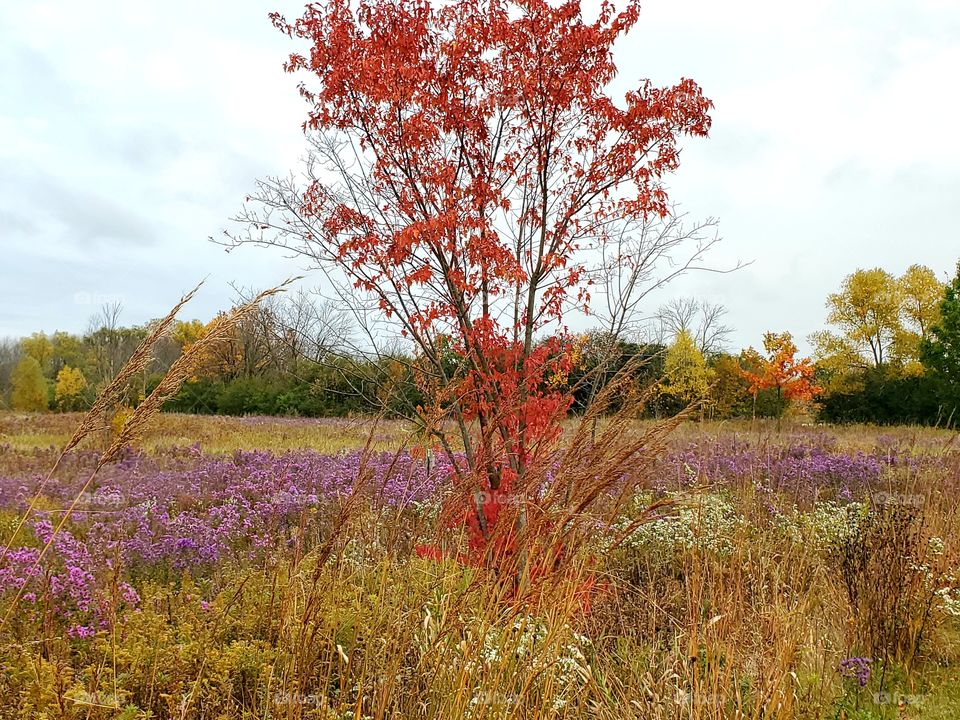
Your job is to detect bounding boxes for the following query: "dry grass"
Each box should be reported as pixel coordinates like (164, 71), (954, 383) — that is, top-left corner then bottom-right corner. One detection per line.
(0, 281), (294, 635)
(1, 407), (959, 718)
(0, 412), (415, 454)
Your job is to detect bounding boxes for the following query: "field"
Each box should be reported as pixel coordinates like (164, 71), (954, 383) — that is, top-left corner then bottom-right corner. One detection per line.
(2, 412), (960, 719)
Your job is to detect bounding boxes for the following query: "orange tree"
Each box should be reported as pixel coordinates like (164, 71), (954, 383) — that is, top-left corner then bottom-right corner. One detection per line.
(741, 331), (820, 421)
(228, 0), (712, 566)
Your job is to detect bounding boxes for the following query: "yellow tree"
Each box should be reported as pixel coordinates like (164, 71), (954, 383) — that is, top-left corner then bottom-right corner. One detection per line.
(896, 264), (944, 369)
(11, 356), (48, 411)
(171, 319), (206, 349)
(54, 366), (88, 411)
(828, 269), (902, 366)
(181, 316), (249, 381)
(20, 333), (54, 375)
(808, 330), (866, 394)
(660, 330), (712, 415)
(813, 265), (946, 381)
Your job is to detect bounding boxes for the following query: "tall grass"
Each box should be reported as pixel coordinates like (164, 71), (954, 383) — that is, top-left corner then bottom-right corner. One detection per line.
(1, 415), (959, 715)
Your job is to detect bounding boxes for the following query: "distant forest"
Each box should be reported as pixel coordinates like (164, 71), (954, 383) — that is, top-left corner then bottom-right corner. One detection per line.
(3, 262), (959, 426)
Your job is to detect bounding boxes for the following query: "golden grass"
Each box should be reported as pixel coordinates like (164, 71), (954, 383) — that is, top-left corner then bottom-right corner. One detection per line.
(0, 412), (413, 454)
(5, 411), (957, 457)
(2, 397), (960, 717)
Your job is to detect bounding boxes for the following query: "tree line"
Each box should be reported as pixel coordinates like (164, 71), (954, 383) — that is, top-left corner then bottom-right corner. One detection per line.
(813, 263), (960, 424)
(2, 262), (958, 425)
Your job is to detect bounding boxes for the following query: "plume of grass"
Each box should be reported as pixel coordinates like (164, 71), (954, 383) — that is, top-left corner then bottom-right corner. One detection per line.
(0, 279), (296, 634)
(0, 282), (202, 568)
(466, 358), (693, 592)
(102, 280), (296, 465)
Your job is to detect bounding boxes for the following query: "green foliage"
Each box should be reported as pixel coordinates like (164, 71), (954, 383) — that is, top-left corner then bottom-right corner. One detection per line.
(567, 334), (665, 416)
(51, 331), (88, 377)
(817, 367), (953, 426)
(10, 356), (48, 411)
(155, 376), (218, 414)
(0, 340), (20, 410)
(920, 262), (960, 406)
(158, 359), (414, 418)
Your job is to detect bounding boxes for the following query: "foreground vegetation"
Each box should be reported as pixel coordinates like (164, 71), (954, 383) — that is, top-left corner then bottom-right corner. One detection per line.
(2, 413), (959, 719)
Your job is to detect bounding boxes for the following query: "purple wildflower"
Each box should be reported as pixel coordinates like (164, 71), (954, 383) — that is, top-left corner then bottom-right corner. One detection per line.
(838, 656), (872, 687)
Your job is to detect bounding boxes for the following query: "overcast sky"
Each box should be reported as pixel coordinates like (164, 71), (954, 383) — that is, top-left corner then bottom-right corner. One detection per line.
(2, 0), (958, 353)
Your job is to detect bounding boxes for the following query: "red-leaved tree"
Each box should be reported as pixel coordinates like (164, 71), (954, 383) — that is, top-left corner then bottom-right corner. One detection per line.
(227, 0), (712, 569)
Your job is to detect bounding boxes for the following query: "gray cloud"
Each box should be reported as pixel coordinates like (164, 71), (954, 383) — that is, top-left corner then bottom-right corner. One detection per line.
(1, 166), (156, 247)
(0, 0), (957, 355)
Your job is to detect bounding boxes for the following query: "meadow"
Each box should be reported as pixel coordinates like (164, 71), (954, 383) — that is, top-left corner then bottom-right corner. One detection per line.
(1, 412), (959, 719)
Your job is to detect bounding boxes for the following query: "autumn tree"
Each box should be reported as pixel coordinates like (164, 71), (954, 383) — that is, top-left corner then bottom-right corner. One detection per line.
(54, 366), (88, 411)
(11, 356), (48, 412)
(896, 264), (944, 368)
(708, 353), (751, 419)
(227, 0), (712, 562)
(809, 331), (865, 395)
(172, 312), (282, 382)
(741, 331), (819, 423)
(20, 332), (54, 376)
(819, 269), (902, 368)
(812, 266), (945, 378)
(660, 330), (712, 414)
(180, 316), (250, 381)
(171, 320), (206, 350)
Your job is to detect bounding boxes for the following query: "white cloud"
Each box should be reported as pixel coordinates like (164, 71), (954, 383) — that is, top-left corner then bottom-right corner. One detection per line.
(0, 0), (957, 354)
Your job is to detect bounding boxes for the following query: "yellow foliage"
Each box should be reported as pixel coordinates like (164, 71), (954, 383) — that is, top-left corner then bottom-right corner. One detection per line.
(821, 265), (945, 370)
(111, 405), (135, 437)
(54, 366), (88, 410)
(11, 356), (48, 411)
(20, 332), (54, 372)
(172, 319), (207, 349)
(661, 330), (712, 405)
